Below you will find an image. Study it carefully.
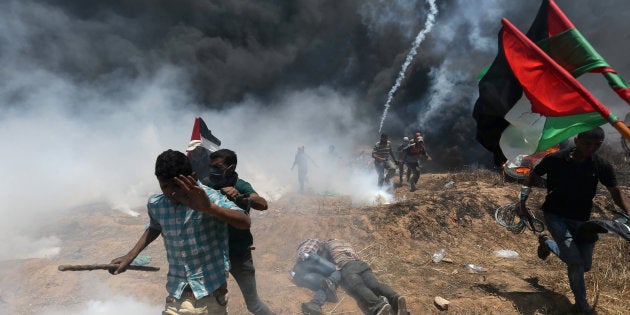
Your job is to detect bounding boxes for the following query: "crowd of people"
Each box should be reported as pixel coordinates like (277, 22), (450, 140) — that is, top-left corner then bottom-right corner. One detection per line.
(371, 132), (431, 192)
(107, 126), (630, 315)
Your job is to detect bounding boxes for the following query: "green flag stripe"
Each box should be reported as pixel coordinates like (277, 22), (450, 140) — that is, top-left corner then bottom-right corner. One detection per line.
(608, 112), (619, 123)
(603, 72), (630, 89)
(537, 112), (607, 151)
(537, 28), (609, 77)
(477, 65), (491, 81)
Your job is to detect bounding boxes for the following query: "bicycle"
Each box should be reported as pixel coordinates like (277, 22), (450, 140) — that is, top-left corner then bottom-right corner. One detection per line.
(495, 202), (545, 234)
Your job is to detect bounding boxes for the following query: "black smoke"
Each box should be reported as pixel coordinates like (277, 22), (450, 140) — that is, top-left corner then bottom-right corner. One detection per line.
(3, 0), (630, 168)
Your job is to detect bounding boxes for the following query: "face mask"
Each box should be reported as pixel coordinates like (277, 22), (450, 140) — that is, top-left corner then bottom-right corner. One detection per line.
(208, 165), (238, 189)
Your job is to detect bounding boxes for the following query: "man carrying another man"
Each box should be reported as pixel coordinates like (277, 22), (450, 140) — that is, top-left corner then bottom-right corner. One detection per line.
(401, 135), (431, 192)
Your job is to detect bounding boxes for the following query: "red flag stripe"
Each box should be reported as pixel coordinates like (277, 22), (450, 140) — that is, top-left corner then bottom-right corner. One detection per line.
(547, 0), (574, 35)
(501, 18), (611, 119)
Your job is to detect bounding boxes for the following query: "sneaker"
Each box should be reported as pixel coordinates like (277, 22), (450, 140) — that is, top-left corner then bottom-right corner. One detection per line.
(410, 183), (416, 192)
(321, 278), (338, 303)
(375, 303), (392, 315)
(396, 295), (408, 315)
(301, 302), (324, 315)
(537, 234), (551, 260)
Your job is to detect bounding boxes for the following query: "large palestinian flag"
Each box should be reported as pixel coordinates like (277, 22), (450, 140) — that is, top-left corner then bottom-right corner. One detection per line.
(498, 18), (615, 161)
(473, 0), (630, 164)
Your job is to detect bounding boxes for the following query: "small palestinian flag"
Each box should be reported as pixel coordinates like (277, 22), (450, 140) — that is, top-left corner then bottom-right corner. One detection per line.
(187, 117), (221, 153)
(187, 117), (221, 185)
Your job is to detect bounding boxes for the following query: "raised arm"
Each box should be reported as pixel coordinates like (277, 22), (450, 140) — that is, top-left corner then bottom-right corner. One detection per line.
(174, 175), (251, 229)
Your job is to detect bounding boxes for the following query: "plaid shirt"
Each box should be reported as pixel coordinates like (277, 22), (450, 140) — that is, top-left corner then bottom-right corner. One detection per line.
(296, 238), (324, 261)
(147, 183), (244, 299)
(324, 239), (361, 268)
(372, 141), (392, 160)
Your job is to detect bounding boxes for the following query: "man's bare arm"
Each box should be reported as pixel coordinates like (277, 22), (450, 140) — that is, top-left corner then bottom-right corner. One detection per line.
(246, 193), (268, 210)
(110, 227), (161, 275)
(606, 186), (630, 216)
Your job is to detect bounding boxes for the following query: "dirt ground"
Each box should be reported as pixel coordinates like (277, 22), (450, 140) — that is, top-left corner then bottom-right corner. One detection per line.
(2, 170), (629, 314)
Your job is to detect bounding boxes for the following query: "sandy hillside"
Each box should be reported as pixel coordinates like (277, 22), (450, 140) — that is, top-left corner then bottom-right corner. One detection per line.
(2, 170), (629, 315)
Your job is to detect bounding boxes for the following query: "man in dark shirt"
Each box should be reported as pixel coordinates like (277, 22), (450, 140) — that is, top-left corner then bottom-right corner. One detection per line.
(206, 149), (274, 315)
(519, 127), (630, 313)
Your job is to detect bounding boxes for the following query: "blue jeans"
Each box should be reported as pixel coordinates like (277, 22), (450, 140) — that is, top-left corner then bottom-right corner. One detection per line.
(292, 253), (341, 305)
(544, 213), (596, 311)
(229, 250), (274, 315)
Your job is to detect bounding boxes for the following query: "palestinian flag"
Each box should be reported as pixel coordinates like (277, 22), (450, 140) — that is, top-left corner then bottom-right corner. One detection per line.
(187, 117), (221, 185)
(499, 18), (616, 160)
(187, 117), (221, 153)
(473, 0), (630, 164)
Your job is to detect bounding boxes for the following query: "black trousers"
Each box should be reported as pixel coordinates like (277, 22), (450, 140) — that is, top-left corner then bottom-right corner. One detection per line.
(340, 261), (397, 314)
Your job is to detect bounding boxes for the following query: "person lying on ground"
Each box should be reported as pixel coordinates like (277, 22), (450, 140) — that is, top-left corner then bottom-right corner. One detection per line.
(322, 239), (408, 315)
(290, 238), (341, 315)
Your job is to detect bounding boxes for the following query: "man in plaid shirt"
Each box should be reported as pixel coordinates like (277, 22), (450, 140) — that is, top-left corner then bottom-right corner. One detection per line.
(110, 150), (251, 315)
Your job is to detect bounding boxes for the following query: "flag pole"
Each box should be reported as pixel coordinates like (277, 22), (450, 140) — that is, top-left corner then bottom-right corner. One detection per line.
(611, 120), (630, 142)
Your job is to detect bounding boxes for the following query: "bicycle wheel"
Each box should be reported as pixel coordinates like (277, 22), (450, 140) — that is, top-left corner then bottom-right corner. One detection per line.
(495, 203), (525, 233)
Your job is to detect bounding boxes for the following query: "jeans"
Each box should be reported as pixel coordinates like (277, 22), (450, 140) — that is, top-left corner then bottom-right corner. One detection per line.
(544, 213), (596, 311)
(374, 160), (395, 187)
(229, 250), (274, 315)
(340, 261), (398, 315)
(292, 253), (341, 306)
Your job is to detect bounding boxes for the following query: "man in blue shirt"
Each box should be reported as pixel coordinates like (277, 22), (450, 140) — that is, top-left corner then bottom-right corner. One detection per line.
(110, 149), (251, 315)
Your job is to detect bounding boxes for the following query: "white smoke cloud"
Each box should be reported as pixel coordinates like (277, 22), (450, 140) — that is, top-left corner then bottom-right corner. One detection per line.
(40, 295), (161, 315)
(378, 0), (438, 132)
(3, 0), (630, 312)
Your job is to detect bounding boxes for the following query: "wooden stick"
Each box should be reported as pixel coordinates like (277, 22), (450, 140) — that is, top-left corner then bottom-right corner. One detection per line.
(58, 264), (160, 272)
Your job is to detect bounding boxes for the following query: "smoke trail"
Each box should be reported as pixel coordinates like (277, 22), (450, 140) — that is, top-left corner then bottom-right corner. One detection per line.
(377, 0), (438, 133)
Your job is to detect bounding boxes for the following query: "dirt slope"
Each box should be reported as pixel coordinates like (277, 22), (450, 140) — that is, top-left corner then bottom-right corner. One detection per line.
(2, 170), (629, 314)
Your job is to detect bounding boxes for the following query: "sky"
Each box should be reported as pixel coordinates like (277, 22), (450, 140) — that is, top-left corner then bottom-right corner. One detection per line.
(1, 0), (630, 313)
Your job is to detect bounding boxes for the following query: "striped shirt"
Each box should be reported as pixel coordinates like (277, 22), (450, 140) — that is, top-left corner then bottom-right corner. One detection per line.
(147, 183), (244, 300)
(324, 239), (361, 268)
(296, 238), (324, 261)
(372, 141), (392, 160)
